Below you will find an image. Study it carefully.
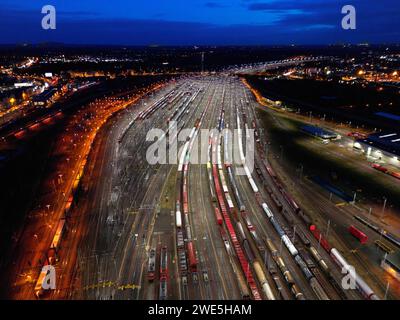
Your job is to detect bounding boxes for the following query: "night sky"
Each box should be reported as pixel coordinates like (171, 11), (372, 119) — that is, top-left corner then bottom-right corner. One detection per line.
(1, 0), (399, 45)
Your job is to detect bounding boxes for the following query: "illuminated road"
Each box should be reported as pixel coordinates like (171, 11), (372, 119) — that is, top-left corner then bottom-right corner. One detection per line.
(4, 80), (166, 300)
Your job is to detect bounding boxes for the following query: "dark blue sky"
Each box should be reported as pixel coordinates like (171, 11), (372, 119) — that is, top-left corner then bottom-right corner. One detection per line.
(1, 0), (399, 45)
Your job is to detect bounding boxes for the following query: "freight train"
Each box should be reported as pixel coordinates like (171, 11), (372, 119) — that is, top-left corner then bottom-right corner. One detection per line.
(159, 246), (168, 299)
(147, 248), (156, 281)
(257, 138), (379, 300)
(265, 238), (305, 300)
(210, 126), (262, 300)
(235, 106), (329, 300)
(308, 225), (378, 300)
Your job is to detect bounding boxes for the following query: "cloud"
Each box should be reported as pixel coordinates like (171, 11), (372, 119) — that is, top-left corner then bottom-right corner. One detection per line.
(0, 7), (217, 45)
(0, 1), (399, 45)
(58, 11), (100, 18)
(247, 0), (332, 12)
(245, 0), (400, 38)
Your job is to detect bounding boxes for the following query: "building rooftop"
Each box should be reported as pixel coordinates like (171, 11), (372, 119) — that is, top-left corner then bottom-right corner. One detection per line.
(358, 132), (400, 157)
(384, 251), (400, 271)
(301, 124), (337, 139)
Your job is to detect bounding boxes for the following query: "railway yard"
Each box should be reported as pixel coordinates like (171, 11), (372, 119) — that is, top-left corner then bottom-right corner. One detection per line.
(12, 74), (400, 300)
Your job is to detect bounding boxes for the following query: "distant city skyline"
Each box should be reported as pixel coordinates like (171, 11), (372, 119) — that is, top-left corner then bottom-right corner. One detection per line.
(1, 0), (399, 45)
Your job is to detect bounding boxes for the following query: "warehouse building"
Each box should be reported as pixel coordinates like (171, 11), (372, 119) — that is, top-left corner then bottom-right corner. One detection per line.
(354, 132), (400, 167)
(381, 252), (400, 281)
(301, 124), (338, 140)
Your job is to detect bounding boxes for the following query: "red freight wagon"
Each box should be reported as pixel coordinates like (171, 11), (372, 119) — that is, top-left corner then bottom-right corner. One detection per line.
(372, 164), (388, 173)
(309, 225), (332, 253)
(390, 171), (400, 180)
(348, 225), (368, 244)
(187, 241), (198, 272)
(214, 207), (223, 225)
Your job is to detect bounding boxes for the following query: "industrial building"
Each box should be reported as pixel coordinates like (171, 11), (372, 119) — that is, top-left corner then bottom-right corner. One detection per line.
(355, 132), (400, 167)
(381, 252), (400, 281)
(301, 124), (338, 140)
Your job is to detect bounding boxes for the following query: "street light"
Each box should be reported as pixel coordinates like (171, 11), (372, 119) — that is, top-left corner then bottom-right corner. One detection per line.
(384, 282), (390, 300)
(381, 197), (387, 221)
(352, 191), (357, 204)
(368, 207), (372, 222)
(318, 233), (322, 251)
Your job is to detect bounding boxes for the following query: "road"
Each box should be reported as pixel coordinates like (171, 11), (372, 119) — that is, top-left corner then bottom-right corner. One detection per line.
(4, 79), (166, 299)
